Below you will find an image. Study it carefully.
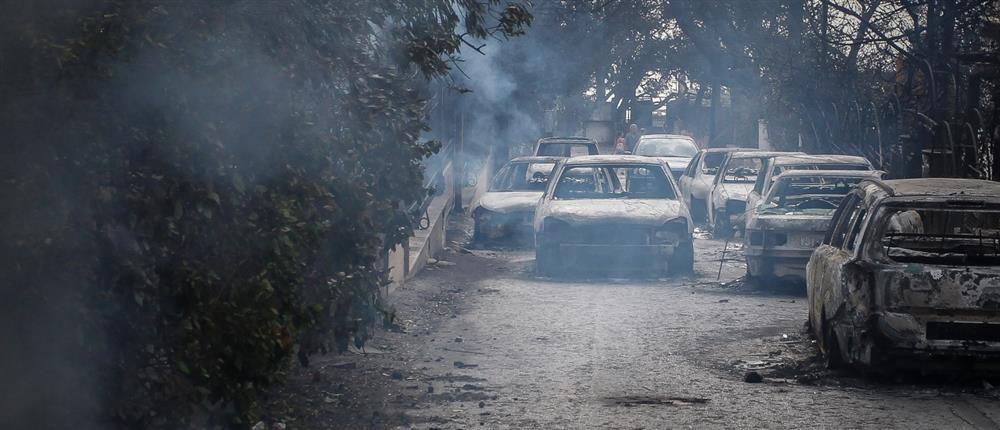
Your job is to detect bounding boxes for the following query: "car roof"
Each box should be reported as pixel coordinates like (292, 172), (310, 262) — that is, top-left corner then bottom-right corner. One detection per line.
(509, 156), (564, 164)
(537, 136), (596, 144)
(772, 154), (870, 166)
(879, 178), (1000, 197)
(702, 147), (759, 153)
(775, 169), (883, 179)
(730, 150), (800, 159)
(563, 155), (664, 165)
(639, 134), (695, 140)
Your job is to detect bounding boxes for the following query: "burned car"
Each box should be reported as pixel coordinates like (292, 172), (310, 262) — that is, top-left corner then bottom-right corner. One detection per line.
(744, 170), (882, 282)
(472, 156), (561, 242)
(745, 154), (874, 222)
(533, 155), (694, 276)
(677, 147), (758, 222)
(707, 151), (798, 237)
(808, 178), (1000, 371)
(533, 136), (600, 158)
(632, 134), (699, 179)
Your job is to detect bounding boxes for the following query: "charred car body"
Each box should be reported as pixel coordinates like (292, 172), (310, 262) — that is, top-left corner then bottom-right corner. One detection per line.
(631, 134), (699, 179)
(533, 136), (600, 157)
(533, 155), (694, 276)
(745, 170), (883, 282)
(744, 154), (874, 220)
(472, 156), (561, 242)
(707, 151), (798, 237)
(677, 147), (758, 222)
(808, 178), (1000, 371)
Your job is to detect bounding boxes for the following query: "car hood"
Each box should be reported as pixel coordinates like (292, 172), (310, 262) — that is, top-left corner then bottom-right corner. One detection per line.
(543, 199), (685, 227)
(718, 183), (753, 202)
(477, 191), (543, 213)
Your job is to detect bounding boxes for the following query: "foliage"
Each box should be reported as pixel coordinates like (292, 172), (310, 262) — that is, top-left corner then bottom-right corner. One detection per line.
(0, 0), (529, 428)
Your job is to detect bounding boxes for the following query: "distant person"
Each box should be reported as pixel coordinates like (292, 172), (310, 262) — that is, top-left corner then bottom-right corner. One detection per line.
(625, 124), (640, 153)
(614, 132), (626, 154)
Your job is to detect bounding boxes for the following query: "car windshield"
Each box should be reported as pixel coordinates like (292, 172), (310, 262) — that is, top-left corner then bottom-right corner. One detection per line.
(721, 157), (762, 183)
(877, 205), (1000, 265)
(536, 142), (595, 157)
(634, 137), (698, 157)
(762, 176), (866, 214)
(553, 164), (674, 200)
(490, 162), (555, 192)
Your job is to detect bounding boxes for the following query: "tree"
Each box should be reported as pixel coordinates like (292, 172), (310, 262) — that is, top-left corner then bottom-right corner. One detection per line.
(0, 0), (529, 427)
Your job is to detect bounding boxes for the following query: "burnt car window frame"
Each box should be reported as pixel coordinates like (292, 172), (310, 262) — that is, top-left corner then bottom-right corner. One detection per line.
(753, 159), (772, 195)
(826, 192), (863, 248)
(552, 163), (674, 200)
(683, 152), (702, 178)
(866, 201), (1000, 265)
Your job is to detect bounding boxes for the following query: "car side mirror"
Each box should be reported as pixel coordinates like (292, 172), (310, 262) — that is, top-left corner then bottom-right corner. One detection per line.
(624, 150), (632, 155)
(704, 167), (718, 175)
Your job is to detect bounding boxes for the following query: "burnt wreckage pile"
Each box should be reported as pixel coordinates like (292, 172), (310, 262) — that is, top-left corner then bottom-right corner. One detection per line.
(471, 135), (1000, 372)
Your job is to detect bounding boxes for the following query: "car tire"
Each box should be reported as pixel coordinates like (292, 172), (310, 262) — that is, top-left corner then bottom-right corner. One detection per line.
(712, 210), (732, 239)
(822, 315), (845, 369)
(668, 241), (695, 275)
(535, 243), (558, 277)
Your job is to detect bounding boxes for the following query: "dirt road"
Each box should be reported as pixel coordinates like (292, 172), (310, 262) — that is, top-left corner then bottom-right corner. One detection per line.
(265, 218), (1000, 429)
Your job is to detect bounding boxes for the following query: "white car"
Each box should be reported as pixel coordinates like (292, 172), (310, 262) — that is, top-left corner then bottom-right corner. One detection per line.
(677, 147), (758, 222)
(533, 155), (694, 276)
(744, 169), (883, 282)
(632, 134), (698, 180)
(471, 156), (561, 242)
(707, 151), (798, 237)
(744, 154), (874, 222)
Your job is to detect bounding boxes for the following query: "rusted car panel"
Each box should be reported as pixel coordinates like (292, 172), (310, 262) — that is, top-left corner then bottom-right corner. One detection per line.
(533, 155), (693, 276)
(472, 156), (561, 242)
(745, 170), (882, 281)
(807, 178), (1000, 371)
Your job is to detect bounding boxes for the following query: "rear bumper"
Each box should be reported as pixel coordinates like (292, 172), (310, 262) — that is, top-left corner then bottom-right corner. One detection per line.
(872, 312), (1000, 366)
(745, 248), (813, 279)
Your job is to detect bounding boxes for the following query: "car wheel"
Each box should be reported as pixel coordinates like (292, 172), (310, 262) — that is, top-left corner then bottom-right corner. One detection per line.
(822, 313), (845, 369)
(712, 210), (732, 239)
(535, 243), (558, 277)
(668, 241), (695, 275)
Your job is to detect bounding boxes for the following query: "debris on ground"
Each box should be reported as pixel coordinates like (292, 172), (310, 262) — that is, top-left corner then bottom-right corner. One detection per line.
(744, 371), (764, 383)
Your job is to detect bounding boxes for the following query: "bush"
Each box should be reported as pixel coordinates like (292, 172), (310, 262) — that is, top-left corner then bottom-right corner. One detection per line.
(0, 1), (529, 427)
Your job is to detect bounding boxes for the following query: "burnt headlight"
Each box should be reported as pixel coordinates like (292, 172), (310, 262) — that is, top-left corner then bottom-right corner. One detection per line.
(654, 218), (688, 244)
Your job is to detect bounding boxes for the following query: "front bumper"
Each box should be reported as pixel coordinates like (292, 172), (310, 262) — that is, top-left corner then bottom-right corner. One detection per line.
(476, 211), (533, 240)
(552, 243), (676, 271)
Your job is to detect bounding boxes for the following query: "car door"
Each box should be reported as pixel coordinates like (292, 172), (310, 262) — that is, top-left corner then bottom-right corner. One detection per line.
(677, 152), (702, 207)
(745, 159), (772, 217)
(808, 192), (864, 335)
